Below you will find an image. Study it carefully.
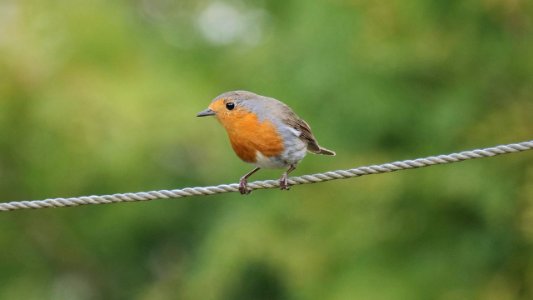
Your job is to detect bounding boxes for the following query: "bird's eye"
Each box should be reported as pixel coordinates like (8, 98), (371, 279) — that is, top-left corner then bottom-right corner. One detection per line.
(226, 102), (235, 110)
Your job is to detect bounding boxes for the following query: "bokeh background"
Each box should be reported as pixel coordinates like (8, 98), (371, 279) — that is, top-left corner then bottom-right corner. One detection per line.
(0, 0), (532, 299)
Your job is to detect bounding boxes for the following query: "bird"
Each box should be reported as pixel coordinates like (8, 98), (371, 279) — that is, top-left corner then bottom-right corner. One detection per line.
(197, 91), (335, 195)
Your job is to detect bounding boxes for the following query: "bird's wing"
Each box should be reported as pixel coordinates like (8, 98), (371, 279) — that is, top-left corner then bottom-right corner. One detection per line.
(280, 108), (322, 153)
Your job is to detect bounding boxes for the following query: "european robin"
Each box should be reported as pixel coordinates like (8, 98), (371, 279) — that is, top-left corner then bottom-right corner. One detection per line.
(197, 91), (335, 194)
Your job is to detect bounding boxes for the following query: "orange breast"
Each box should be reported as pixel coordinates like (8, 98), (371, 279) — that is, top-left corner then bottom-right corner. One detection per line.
(218, 110), (284, 163)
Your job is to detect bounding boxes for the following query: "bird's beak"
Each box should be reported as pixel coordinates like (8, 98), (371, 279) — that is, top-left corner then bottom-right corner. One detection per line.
(196, 108), (215, 117)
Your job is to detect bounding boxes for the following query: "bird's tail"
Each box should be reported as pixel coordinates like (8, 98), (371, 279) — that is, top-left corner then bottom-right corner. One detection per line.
(313, 146), (336, 156)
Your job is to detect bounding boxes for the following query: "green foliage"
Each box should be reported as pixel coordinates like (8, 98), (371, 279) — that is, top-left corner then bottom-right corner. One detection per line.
(0, 0), (531, 299)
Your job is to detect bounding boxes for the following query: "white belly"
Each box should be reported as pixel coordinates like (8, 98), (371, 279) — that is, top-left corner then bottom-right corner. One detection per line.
(253, 142), (307, 169)
(254, 151), (287, 169)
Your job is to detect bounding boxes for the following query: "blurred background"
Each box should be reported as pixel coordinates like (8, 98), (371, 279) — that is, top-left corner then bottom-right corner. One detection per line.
(0, 0), (532, 299)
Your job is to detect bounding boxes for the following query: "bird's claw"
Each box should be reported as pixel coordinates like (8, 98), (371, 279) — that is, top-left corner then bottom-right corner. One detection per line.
(239, 178), (251, 195)
(279, 175), (291, 190)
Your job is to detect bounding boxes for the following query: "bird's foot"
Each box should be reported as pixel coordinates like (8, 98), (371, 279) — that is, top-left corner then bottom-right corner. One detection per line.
(279, 174), (291, 190)
(239, 177), (251, 195)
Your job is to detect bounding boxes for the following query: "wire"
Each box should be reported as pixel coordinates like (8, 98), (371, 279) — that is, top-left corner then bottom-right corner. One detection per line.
(1, 140), (531, 212)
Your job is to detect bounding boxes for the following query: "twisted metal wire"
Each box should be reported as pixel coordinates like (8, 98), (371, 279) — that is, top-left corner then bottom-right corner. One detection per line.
(1, 140), (531, 212)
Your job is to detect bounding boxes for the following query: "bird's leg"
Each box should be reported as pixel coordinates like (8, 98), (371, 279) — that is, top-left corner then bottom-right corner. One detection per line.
(279, 164), (297, 190)
(239, 167), (261, 195)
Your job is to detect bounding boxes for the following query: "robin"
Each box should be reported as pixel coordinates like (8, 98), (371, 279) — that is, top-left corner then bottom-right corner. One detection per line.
(197, 91), (335, 194)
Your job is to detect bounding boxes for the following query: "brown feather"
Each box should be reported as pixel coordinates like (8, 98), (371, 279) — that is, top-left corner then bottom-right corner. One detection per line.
(282, 109), (336, 156)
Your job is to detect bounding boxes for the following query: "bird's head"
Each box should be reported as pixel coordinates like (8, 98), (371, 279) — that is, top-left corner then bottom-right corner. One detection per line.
(196, 91), (260, 127)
